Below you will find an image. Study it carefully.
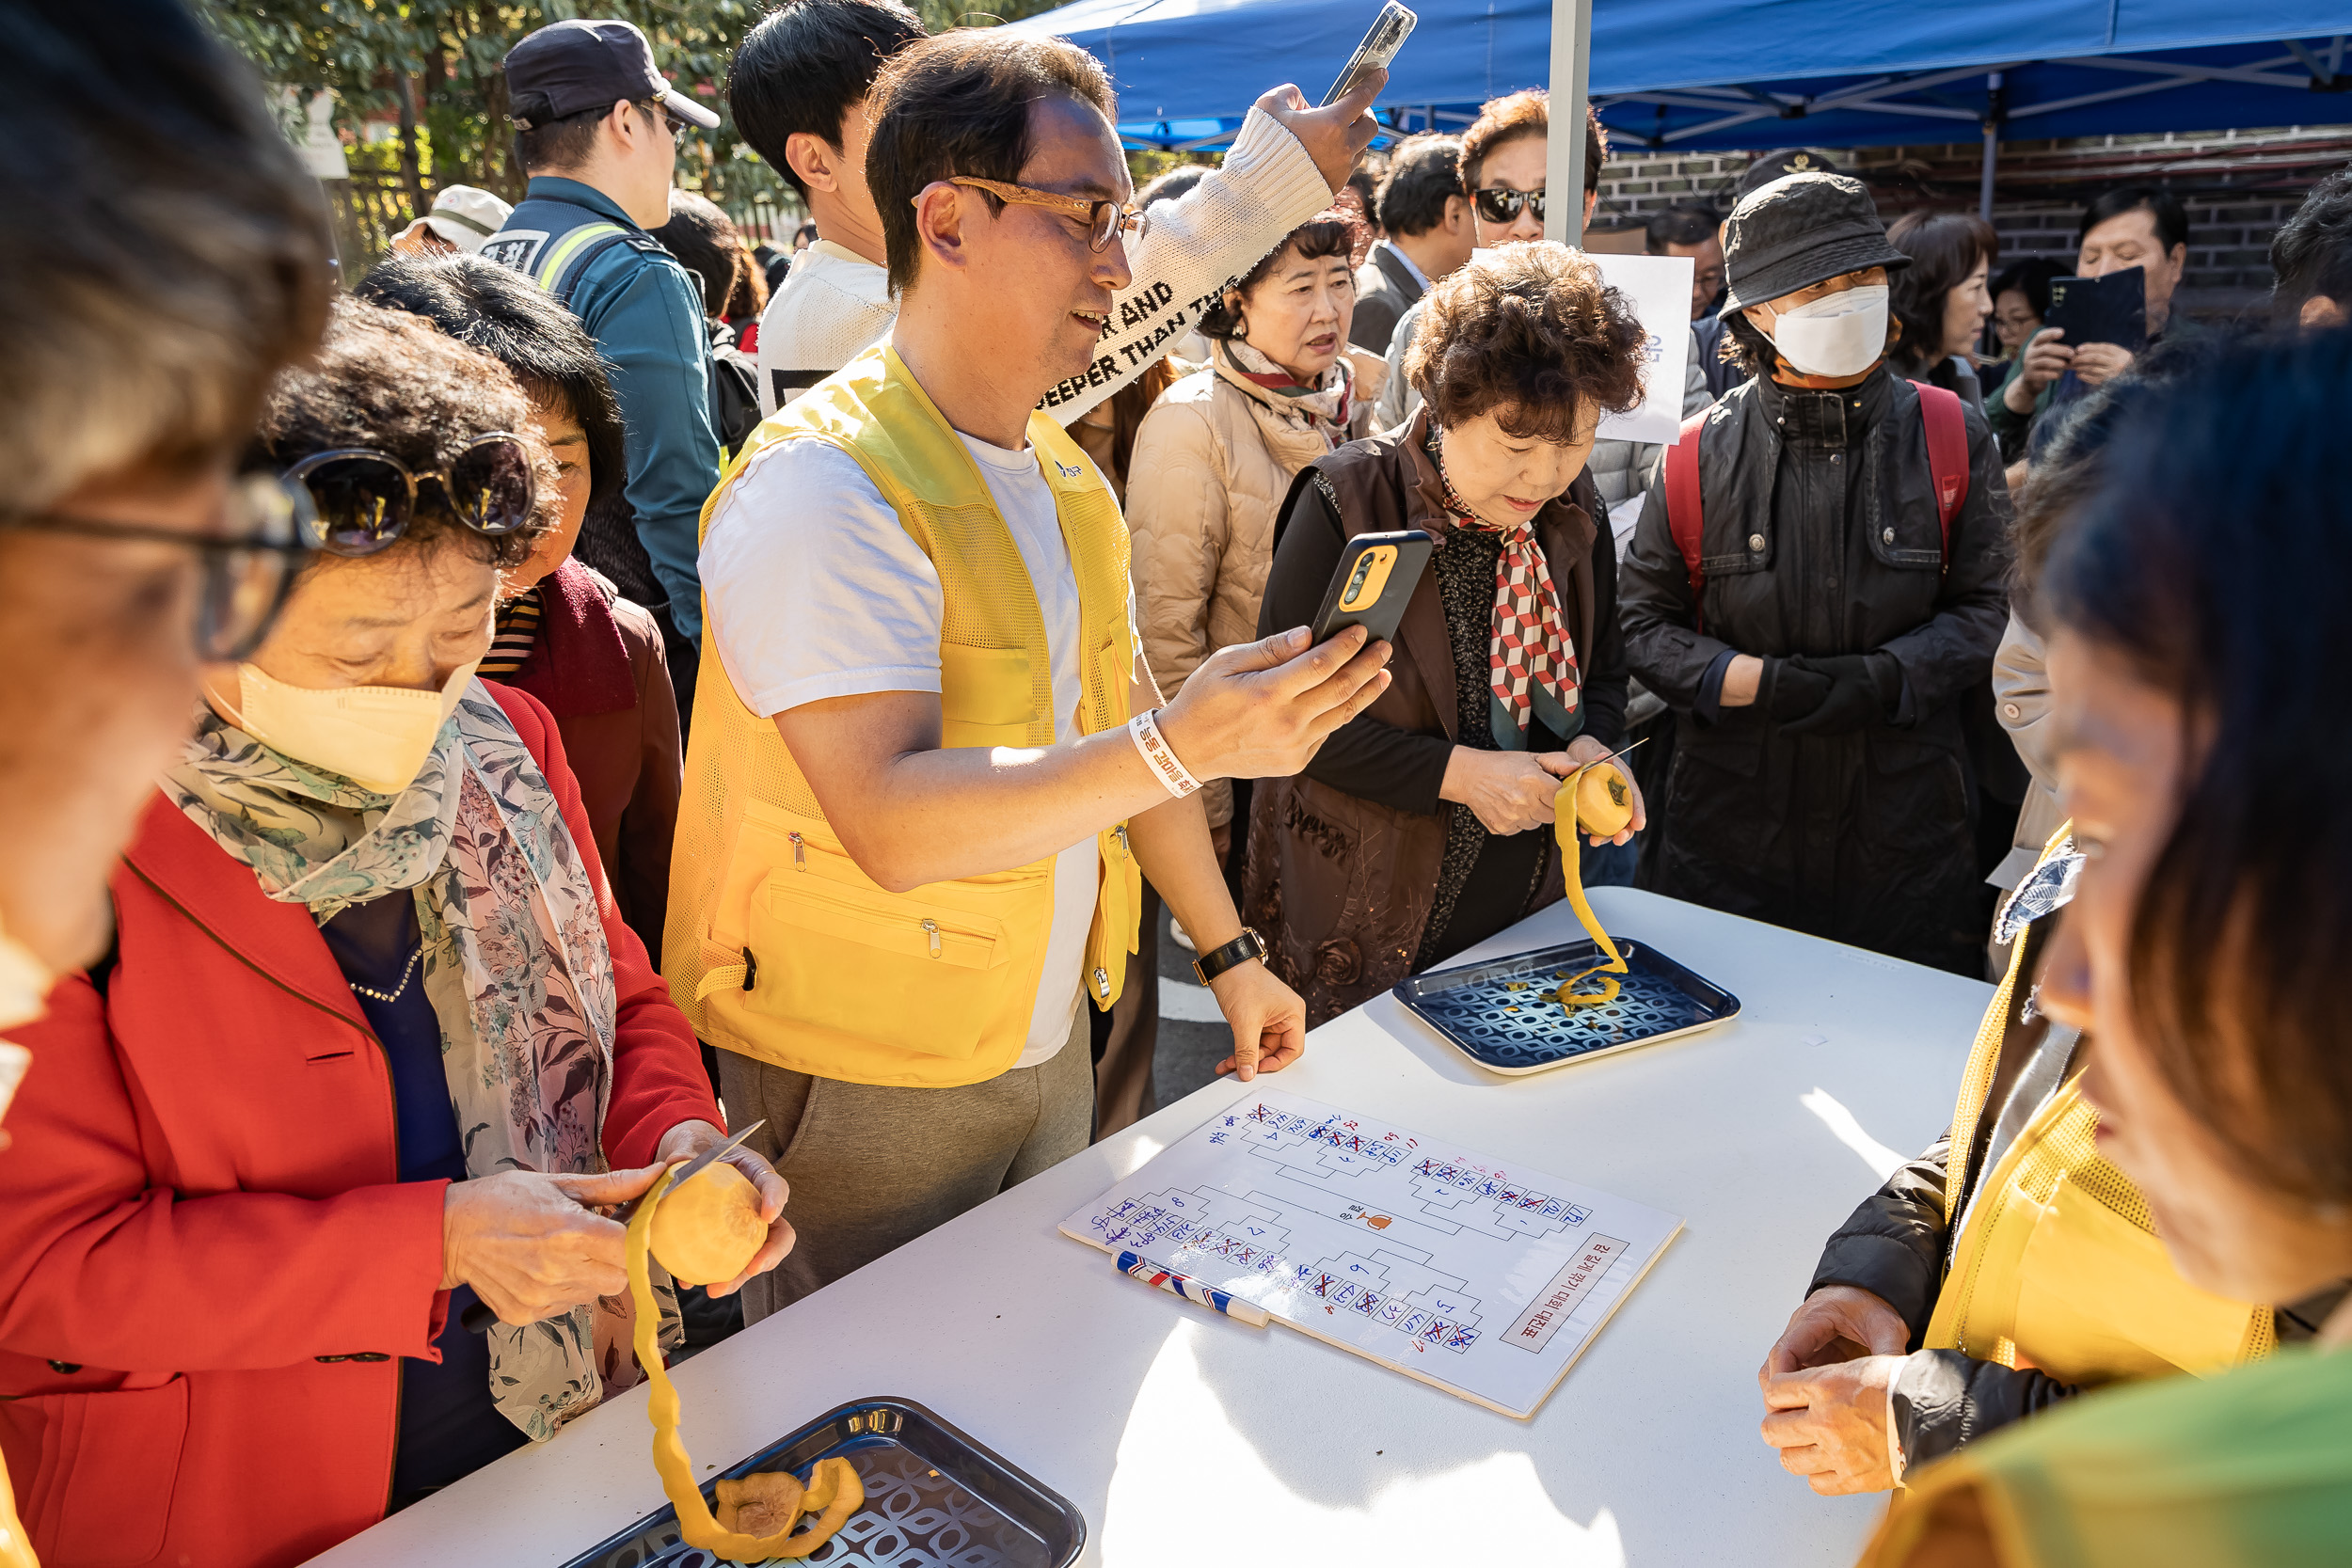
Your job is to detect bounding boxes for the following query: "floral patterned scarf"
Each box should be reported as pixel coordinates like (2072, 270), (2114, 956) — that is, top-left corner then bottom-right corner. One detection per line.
(161, 683), (677, 1441)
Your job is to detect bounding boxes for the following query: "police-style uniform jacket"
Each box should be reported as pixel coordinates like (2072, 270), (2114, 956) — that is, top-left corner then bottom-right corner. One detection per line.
(484, 176), (722, 643)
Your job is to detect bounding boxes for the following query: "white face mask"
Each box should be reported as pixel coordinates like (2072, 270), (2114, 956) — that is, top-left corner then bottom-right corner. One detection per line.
(231, 661), (478, 795)
(1766, 282), (1890, 378)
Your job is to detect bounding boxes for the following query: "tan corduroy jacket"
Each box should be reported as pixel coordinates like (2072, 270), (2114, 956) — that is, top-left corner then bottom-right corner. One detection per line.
(1125, 346), (1385, 826)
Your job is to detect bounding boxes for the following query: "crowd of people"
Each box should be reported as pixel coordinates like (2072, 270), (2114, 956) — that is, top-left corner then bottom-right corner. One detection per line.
(3, 0), (2352, 1563)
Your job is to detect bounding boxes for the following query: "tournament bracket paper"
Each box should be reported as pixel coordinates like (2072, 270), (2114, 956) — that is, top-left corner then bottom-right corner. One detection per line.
(1063, 1088), (1681, 1418)
(1589, 251), (1697, 447)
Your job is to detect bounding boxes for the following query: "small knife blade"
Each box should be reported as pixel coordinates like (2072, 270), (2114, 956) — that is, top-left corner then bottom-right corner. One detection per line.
(1586, 736), (1648, 772)
(462, 1119), (768, 1332)
(612, 1118), (766, 1227)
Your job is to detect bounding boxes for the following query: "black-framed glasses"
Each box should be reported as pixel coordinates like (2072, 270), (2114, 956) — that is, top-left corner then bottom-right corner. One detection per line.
(0, 470), (316, 659)
(1472, 185), (1547, 225)
(944, 176), (1150, 252)
(284, 433), (537, 559)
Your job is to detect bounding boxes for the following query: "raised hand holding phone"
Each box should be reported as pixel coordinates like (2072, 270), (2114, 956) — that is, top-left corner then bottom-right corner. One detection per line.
(1253, 2), (1411, 193)
(1309, 529), (1433, 646)
(1324, 2), (1416, 104)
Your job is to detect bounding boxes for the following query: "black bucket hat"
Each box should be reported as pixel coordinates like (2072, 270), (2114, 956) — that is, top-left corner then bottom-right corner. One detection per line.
(1720, 171), (1909, 314)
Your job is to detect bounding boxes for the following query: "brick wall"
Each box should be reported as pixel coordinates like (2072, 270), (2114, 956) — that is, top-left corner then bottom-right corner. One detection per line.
(1590, 124), (2352, 320)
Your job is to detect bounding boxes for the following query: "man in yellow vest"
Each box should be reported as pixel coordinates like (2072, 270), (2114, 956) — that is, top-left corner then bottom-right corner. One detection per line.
(672, 30), (1392, 1322)
(1754, 832), (2302, 1493)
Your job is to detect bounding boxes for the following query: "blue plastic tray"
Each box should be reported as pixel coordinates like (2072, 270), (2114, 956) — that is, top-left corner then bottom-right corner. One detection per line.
(558, 1396), (1083, 1568)
(1393, 938), (1739, 1075)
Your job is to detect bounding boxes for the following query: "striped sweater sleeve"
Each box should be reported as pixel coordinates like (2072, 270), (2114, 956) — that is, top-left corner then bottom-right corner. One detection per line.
(1040, 106), (1331, 425)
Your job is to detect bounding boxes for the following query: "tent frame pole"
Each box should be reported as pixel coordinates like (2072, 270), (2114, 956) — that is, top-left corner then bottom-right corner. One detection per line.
(1978, 70), (2005, 224)
(1544, 0), (1593, 245)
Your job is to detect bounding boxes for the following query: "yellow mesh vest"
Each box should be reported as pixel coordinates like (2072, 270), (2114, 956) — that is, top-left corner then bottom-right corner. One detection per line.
(1922, 826), (2272, 1386)
(664, 346), (1142, 1089)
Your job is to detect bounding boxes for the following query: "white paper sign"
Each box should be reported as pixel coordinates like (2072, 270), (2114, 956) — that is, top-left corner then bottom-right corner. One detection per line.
(1062, 1087), (1682, 1419)
(1589, 251), (1695, 446)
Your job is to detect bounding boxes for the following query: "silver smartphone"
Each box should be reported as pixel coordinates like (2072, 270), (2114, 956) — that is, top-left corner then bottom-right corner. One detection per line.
(1322, 1), (1416, 105)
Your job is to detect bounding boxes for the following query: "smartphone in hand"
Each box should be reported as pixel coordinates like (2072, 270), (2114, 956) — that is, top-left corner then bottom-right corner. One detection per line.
(2044, 265), (2148, 352)
(1309, 530), (1433, 646)
(1323, 1), (1417, 105)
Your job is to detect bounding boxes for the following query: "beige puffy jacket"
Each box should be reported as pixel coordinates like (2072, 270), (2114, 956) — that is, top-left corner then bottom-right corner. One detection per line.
(1127, 346), (1384, 826)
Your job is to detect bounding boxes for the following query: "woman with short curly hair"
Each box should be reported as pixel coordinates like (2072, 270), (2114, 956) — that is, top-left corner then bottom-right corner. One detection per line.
(1242, 243), (1649, 1023)
(0, 300), (789, 1562)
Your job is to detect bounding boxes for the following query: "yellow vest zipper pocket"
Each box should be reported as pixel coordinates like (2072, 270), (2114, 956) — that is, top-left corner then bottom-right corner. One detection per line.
(742, 872), (1018, 1061)
(1083, 819), (1142, 1009)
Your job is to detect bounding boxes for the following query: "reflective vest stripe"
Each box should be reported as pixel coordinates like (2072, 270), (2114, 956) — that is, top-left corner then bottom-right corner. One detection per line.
(532, 220), (625, 296)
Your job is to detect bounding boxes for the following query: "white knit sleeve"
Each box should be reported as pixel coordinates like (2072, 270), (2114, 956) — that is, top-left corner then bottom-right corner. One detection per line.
(1041, 106), (1331, 426)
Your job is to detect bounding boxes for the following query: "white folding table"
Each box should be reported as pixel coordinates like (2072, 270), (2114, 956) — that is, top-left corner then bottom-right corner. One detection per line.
(308, 887), (1991, 1567)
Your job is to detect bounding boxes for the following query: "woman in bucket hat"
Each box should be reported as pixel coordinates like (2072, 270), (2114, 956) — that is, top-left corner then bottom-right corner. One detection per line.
(1618, 171), (2011, 975)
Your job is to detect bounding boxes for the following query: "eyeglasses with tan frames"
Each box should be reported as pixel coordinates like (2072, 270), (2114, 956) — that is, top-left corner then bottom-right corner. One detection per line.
(941, 176), (1148, 251)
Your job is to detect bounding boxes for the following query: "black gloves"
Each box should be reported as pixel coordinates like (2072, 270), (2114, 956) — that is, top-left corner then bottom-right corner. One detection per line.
(1772, 653), (1903, 736)
(1767, 658), (1833, 722)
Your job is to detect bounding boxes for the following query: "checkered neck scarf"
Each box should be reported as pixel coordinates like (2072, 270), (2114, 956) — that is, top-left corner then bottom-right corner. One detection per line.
(1427, 425), (1581, 750)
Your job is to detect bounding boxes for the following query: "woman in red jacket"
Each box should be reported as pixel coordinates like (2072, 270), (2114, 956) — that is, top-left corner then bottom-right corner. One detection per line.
(0, 303), (790, 1568)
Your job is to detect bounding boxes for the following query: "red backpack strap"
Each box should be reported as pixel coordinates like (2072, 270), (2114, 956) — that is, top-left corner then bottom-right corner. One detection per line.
(1908, 381), (1969, 567)
(1664, 407), (1710, 631)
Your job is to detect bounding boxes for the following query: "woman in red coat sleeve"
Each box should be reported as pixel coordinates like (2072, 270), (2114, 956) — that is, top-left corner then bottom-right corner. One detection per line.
(0, 303), (792, 1568)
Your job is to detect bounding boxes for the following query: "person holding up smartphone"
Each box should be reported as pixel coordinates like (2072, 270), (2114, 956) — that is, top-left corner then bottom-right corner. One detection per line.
(1989, 186), (2194, 464)
(1242, 244), (1650, 1026)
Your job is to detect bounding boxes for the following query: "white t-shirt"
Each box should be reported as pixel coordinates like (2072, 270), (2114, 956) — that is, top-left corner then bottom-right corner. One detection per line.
(701, 430), (1127, 1069)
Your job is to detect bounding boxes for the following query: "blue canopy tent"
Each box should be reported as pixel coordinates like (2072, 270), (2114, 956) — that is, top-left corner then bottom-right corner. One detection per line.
(1002, 0), (2352, 206)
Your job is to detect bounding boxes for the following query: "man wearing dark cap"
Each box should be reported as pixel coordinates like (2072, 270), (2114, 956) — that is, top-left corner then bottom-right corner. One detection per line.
(1620, 170), (2010, 976)
(484, 19), (723, 703)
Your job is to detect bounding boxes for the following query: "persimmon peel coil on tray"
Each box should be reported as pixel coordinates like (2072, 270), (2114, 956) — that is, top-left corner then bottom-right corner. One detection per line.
(1549, 761), (1633, 1008)
(626, 1165), (864, 1560)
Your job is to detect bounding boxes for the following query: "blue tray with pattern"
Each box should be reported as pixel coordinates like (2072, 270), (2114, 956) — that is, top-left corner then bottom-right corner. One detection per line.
(1393, 938), (1740, 1075)
(559, 1396), (1083, 1568)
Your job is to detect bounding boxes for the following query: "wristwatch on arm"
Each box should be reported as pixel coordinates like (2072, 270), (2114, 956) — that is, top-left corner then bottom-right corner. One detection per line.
(1192, 927), (1267, 986)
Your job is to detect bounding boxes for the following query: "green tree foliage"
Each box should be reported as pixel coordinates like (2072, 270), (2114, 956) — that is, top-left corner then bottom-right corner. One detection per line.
(201, 0), (1068, 201)
(200, 2), (763, 203)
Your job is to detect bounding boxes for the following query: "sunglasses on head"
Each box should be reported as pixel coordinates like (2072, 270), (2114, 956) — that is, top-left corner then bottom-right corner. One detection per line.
(1473, 186), (1547, 225)
(283, 433), (537, 559)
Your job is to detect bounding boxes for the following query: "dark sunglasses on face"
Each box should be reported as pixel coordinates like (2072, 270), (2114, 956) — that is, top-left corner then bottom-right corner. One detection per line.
(0, 468), (317, 660)
(1473, 186), (1547, 225)
(284, 433), (537, 560)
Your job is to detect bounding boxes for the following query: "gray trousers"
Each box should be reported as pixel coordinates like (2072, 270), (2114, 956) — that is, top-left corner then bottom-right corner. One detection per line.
(718, 1006), (1094, 1323)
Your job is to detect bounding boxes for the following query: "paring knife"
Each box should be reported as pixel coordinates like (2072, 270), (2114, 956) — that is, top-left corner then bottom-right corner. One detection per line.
(461, 1119), (767, 1333)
